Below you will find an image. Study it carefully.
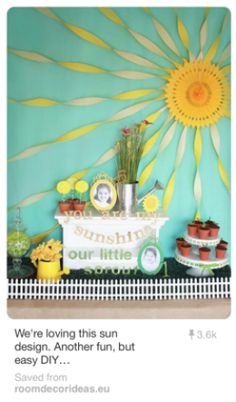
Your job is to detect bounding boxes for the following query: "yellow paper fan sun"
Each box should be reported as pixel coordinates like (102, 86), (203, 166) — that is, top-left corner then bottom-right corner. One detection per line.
(143, 194), (159, 212)
(165, 60), (229, 128)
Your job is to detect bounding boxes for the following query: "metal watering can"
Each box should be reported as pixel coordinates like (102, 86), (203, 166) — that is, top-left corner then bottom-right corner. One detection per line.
(117, 179), (163, 213)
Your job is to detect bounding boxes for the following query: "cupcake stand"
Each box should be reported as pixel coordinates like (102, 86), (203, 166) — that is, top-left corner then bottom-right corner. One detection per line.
(175, 233), (228, 277)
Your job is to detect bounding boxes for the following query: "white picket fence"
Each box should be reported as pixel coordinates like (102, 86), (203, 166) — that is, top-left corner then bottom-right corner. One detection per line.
(7, 277), (231, 300)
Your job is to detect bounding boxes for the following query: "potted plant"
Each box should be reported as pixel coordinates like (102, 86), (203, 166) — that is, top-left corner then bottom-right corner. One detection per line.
(116, 120), (152, 213)
(209, 223), (220, 238)
(187, 223), (197, 236)
(31, 239), (70, 281)
(56, 180), (71, 213)
(180, 242), (191, 257)
(73, 180), (89, 212)
(198, 224), (210, 239)
(215, 245), (227, 259)
(218, 239), (228, 249)
(192, 219), (203, 233)
(176, 237), (185, 251)
(199, 247), (211, 261)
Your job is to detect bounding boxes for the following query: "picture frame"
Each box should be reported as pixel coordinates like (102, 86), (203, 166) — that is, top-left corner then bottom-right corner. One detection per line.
(138, 241), (163, 275)
(90, 178), (117, 212)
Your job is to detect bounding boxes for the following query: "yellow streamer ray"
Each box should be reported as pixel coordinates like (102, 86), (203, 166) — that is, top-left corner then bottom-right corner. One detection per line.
(94, 148), (117, 167)
(162, 172), (176, 210)
(21, 98), (59, 106)
(37, 7), (165, 76)
(9, 98), (162, 163)
(58, 62), (105, 73)
(218, 43), (230, 65)
(142, 130), (161, 157)
(145, 108), (166, 124)
(35, 7), (62, 22)
(9, 48), (109, 75)
(107, 100), (152, 122)
(63, 22), (110, 49)
(31, 224), (60, 244)
(8, 144), (49, 163)
(194, 127), (202, 165)
(152, 18), (180, 56)
(210, 125), (230, 192)
(99, 7), (125, 26)
(177, 17), (190, 51)
(66, 97), (107, 106)
(112, 70), (156, 79)
(142, 113), (170, 157)
(112, 89), (155, 100)
(193, 128), (202, 216)
(8, 191), (52, 211)
(8, 151), (115, 213)
(200, 19), (208, 52)
(67, 169), (90, 184)
(157, 120), (177, 156)
(129, 29), (174, 64)
(205, 35), (221, 62)
(160, 126), (187, 211)
(8, 48), (54, 63)
(195, 210), (201, 220)
(9, 47), (167, 80)
(138, 158), (156, 188)
(218, 159), (230, 190)
(10, 91), (157, 107)
(194, 170), (202, 206)
(114, 49), (161, 69)
(54, 123), (102, 144)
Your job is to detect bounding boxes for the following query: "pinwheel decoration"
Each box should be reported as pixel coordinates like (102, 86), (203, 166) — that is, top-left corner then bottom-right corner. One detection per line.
(8, 7), (230, 243)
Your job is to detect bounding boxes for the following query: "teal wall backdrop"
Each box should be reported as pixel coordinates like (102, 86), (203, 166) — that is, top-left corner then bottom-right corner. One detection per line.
(7, 7), (231, 257)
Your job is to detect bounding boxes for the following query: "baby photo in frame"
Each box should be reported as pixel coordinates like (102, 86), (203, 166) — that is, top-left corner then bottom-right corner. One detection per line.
(90, 179), (117, 212)
(138, 241), (163, 275)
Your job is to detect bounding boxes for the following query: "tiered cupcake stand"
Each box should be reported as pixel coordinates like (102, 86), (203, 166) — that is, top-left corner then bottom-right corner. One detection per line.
(175, 233), (228, 277)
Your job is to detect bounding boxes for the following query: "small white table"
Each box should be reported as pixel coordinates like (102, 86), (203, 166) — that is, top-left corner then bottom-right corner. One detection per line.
(55, 209), (169, 270)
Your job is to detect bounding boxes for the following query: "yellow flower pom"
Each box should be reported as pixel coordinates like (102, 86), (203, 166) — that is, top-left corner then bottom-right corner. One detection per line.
(75, 180), (89, 193)
(56, 180), (71, 195)
(143, 194), (159, 212)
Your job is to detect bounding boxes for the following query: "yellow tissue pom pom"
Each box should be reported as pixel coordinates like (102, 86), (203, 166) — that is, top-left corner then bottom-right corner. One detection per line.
(56, 180), (71, 195)
(75, 180), (89, 193)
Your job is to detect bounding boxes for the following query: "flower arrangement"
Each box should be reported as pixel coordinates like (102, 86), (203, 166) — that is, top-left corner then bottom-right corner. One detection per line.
(116, 120), (152, 184)
(31, 239), (63, 267)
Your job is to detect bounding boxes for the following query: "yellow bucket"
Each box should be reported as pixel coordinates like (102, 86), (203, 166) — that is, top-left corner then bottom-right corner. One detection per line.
(35, 260), (70, 281)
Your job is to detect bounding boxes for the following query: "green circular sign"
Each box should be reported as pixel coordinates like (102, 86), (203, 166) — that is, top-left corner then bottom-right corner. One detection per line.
(138, 241), (163, 275)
